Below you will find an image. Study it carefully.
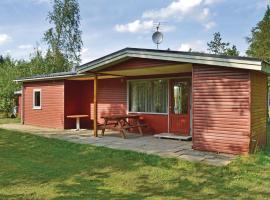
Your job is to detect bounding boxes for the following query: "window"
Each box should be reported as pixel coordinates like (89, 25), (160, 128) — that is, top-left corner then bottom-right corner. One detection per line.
(33, 89), (41, 109)
(173, 81), (189, 115)
(128, 79), (168, 113)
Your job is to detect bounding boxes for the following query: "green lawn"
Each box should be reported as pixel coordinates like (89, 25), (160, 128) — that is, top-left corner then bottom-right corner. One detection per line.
(0, 117), (20, 125)
(0, 128), (270, 199)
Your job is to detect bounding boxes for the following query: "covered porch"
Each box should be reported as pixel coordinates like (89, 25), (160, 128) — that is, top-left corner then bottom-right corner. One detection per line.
(65, 57), (193, 139)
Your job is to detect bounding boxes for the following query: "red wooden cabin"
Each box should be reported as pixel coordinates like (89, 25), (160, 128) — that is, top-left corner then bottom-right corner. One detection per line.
(15, 48), (270, 155)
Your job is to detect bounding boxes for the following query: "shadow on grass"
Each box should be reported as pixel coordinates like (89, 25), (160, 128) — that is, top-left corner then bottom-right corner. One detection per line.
(1, 128), (270, 199)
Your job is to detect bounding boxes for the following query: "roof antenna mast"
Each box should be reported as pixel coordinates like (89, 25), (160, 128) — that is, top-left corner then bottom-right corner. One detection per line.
(152, 22), (164, 49)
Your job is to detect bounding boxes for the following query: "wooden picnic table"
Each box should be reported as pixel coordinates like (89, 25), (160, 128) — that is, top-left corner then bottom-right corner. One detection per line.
(66, 115), (89, 131)
(100, 114), (147, 138)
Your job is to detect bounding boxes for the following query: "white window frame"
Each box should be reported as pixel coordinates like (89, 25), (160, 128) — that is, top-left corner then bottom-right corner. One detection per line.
(127, 78), (169, 115)
(33, 89), (42, 110)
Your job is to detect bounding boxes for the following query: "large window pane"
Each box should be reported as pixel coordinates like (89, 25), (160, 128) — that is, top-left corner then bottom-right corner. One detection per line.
(173, 81), (189, 114)
(129, 79), (168, 113)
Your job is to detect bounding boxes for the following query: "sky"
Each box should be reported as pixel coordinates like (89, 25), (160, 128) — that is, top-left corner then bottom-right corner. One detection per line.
(0, 0), (269, 64)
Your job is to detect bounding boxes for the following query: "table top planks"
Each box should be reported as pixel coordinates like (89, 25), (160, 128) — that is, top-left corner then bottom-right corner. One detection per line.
(66, 115), (89, 118)
(101, 114), (141, 120)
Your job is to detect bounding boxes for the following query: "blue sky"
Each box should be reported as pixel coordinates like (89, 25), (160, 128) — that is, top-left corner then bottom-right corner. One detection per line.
(0, 0), (269, 64)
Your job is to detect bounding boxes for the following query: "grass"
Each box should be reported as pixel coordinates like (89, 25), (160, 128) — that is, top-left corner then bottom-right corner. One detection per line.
(0, 117), (20, 125)
(0, 127), (270, 199)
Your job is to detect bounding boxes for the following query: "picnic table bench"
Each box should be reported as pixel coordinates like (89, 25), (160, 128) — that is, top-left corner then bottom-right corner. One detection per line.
(99, 114), (147, 138)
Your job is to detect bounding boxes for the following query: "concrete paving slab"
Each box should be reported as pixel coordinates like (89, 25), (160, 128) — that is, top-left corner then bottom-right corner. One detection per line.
(0, 124), (235, 166)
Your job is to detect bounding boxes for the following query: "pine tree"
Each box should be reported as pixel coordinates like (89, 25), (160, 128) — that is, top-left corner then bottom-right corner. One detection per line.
(207, 32), (239, 56)
(225, 45), (240, 56)
(246, 5), (270, 61)
(207, 32), (229, 55)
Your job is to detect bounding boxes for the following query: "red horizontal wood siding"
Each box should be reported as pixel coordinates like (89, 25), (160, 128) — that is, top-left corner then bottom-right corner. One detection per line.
(23, 81), (65, 129)
(64, 80), (93, 129)
(139, 114), (168, 133)
(192, 65), (251, 154)
(250, 71), (268, 152)
(22, 75), (170, 132)
(101, 58), (179, 71)
(90, 78), (169, 133)
(90, 78), (127, 123)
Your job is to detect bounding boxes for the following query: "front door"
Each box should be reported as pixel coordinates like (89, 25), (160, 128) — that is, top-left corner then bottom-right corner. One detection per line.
(169, 79), (190, 135)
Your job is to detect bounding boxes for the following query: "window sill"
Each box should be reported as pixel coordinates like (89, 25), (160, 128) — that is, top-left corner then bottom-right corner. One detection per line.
(128, 112), (168, 115)
(33, 107), (42, 110)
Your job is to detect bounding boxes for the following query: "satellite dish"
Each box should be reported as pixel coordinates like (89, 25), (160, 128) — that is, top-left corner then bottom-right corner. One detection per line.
(152, 23), (163, 49)
(152, 32), (163, 45)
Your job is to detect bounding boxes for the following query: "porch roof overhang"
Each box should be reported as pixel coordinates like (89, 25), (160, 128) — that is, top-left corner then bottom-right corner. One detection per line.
(14, 47), (270, 83)
(77, 47), (270, 75)
(14, 71), (82, 83)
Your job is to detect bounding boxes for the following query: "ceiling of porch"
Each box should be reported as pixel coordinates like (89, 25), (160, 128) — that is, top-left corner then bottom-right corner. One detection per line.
(98, 63), (192, 76)
(68, 63), (192, 80)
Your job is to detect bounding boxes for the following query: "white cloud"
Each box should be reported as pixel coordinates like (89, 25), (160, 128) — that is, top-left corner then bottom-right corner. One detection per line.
(80, 47), (95, 64)
(141, 0), (222, 30)
(115, 20), (175, 34)
(178, 40), (206, 52)
(143, 0), (203, 19)
(204, 0), (223, 5)
(18, 44), (33, 50)
(0, 34), (11, 45)
(115, 20), (154, 33)
(199, 8), (210, 21)
(114, 0), (223, 34)
(204, 21), (215, 30)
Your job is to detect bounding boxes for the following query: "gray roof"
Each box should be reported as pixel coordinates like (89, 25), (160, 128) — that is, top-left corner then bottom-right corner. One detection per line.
(77, 47), (269, 74)
(15, 47), (270, 82)
(14, 71), (78, 82)
(78, 47), (262, 70)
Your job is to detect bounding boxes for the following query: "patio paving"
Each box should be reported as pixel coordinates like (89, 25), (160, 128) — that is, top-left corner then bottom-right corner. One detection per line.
(0, 124), (235, 166)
